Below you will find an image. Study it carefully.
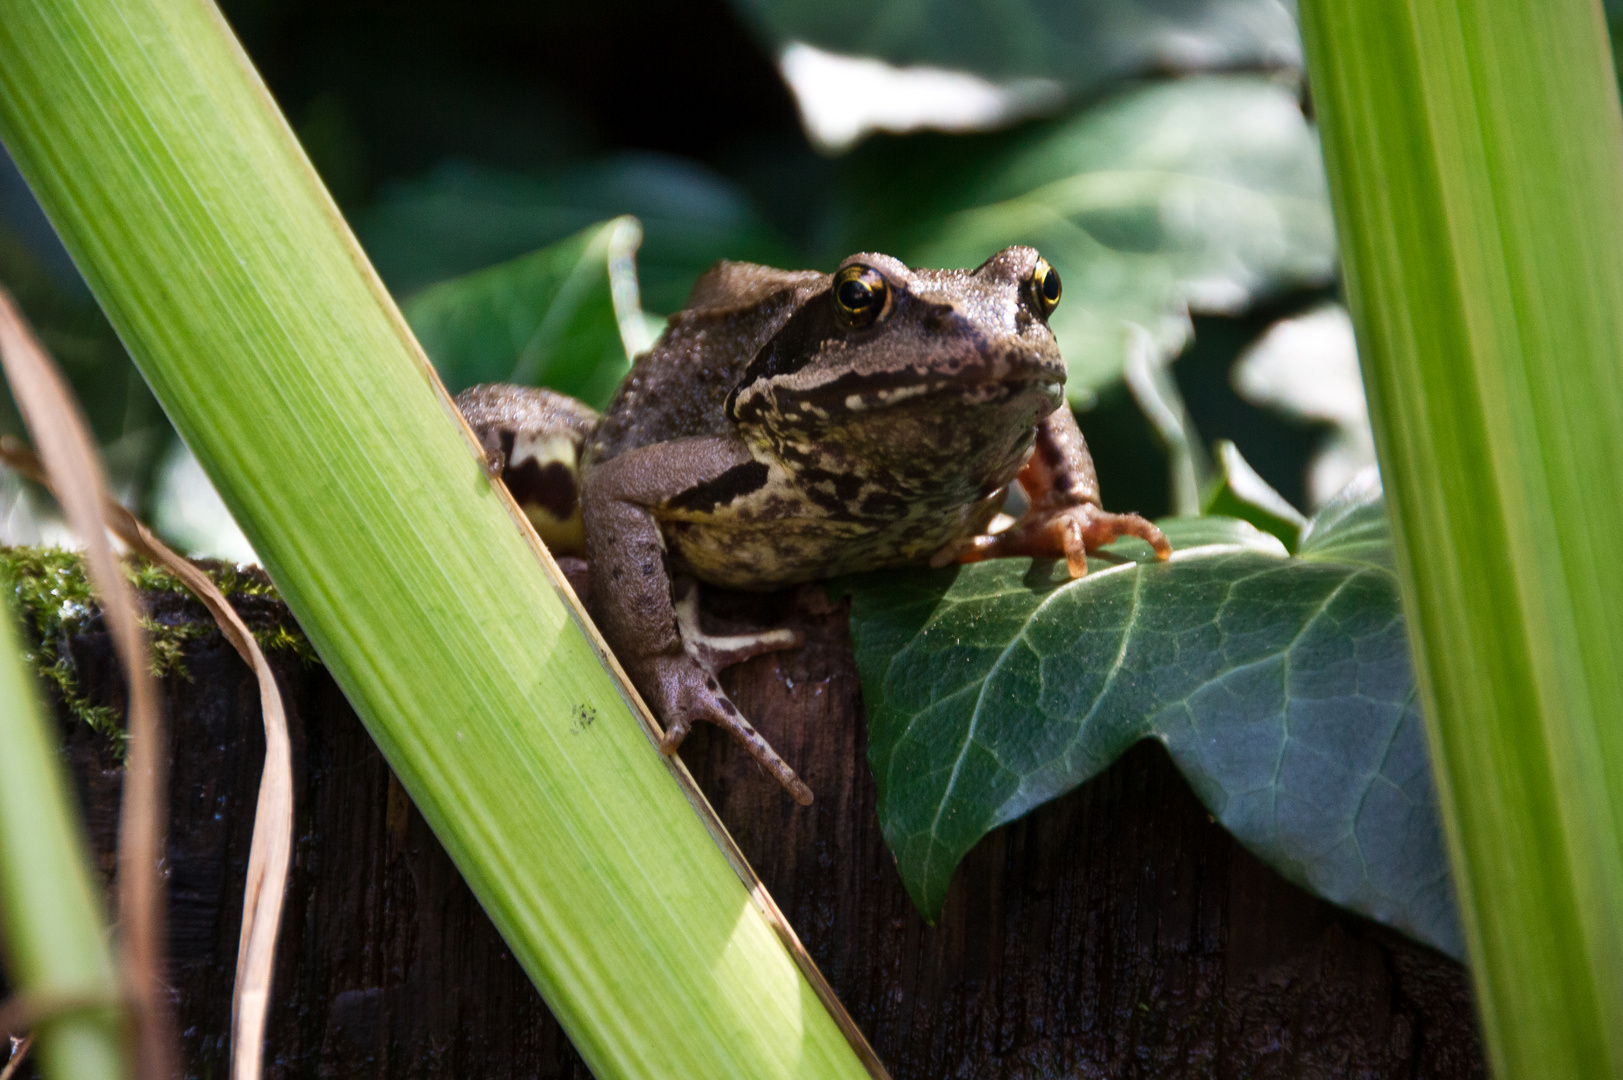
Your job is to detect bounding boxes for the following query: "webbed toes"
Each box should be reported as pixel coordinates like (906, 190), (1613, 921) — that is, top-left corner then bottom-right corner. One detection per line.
(1070, 507), (1171, 568)
(651, 655), (813, 805)
(957, 503), (1171, 578)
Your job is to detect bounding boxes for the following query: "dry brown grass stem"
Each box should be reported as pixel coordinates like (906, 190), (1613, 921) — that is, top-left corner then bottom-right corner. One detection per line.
(0, 288), (175, 1078)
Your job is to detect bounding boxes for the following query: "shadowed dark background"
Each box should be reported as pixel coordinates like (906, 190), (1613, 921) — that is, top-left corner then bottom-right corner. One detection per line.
(0, 0), (1352, 534)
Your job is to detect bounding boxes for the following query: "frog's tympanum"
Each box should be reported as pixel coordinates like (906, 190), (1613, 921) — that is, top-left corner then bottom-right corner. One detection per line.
(457, 247), (1169, 805)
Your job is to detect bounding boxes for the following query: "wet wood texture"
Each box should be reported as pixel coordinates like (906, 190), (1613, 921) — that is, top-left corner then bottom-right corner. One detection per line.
(7, 585), (1486, 1079)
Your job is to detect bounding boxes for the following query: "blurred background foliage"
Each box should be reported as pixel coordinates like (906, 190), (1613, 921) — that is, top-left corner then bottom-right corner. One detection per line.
(8, 0), (1581, 559)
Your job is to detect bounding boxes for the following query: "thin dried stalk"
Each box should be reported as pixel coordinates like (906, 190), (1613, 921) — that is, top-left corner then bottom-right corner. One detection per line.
(0, 289), (175, 1080)
(116, 512), (289, 1080)
(1, 1036), (33, 1080)
(0, 440), (291, 1080)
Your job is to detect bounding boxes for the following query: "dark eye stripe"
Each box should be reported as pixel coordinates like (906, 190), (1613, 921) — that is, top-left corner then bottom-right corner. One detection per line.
(726, 296), (844, 419)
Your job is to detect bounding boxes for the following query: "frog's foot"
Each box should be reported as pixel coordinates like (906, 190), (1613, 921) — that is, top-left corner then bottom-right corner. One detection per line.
(654, 580), (812, 804)
(952, 504), (1171, 578)
(650, 658), (814, 805)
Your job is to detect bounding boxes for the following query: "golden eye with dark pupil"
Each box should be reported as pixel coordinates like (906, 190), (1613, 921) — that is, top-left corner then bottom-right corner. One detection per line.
(833, 265), (890, 329)
(1030, 258), (1062, 316)
(838, 279), (875, 310)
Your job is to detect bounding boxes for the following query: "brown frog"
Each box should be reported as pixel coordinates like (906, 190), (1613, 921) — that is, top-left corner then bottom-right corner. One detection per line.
(457, 247), (1169, 804)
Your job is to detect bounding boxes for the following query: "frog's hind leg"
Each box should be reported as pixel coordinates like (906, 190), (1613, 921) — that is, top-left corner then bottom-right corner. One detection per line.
(455, 383), (601, 556)
(583, 437), (816, 805)
(951, 404), (1170, 577)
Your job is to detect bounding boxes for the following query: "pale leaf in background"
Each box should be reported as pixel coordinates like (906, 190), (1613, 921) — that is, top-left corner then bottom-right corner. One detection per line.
(1232, 303), (1374, 507)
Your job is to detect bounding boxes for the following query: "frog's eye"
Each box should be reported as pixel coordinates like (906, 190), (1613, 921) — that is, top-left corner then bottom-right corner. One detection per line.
(833, 265), (891, 330)
(1029, 258), (1062, 317)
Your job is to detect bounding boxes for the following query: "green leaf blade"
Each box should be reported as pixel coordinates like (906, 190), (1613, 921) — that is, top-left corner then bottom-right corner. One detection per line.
(0, 590), (126, 1080)
(0, 3), (874, 1077)
(403, 217), (641, 409)
(1300, 2), (1623, 1070)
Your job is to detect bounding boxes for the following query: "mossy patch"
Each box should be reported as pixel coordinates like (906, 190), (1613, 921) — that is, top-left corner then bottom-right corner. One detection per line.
(0, 546), (314, 748)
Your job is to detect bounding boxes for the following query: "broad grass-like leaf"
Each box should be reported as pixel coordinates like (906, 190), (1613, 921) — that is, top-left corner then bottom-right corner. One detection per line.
(838, 76), (1337, 401)
(358, 154), (796, 313)
(731, 0), (1301, 97)
(840, 474), (1461, 959)
(403, 217), (647, 410)
(0, 592), (124, 1080)
(1301, 1), (1623, 1072)
(0, 3), (877, 1077)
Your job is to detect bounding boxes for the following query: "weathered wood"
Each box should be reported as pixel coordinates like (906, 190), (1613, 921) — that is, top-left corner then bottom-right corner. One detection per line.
(5, 582), (1485, 1079)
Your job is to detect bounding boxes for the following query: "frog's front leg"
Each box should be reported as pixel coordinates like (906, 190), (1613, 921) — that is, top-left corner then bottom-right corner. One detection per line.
(583, 438), (812, 804)
(952, 405), (1171, 577)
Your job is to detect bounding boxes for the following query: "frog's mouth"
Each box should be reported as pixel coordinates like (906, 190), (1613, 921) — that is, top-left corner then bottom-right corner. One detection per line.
(773, 368), (1064, 420)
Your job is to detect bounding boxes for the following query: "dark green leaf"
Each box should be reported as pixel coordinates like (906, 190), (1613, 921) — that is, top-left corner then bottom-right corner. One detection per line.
(731, 0), (1301, 98)
(835, 76), (1337, 401)
(358, 154), (797, 314)
(402, 217), (646, 409)
(1297, 469), (1393, 573)
(1123, 341), (1210, 513)
(838, 475), (1461, 960)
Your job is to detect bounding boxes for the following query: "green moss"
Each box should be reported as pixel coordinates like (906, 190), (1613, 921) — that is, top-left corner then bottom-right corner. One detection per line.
(0, 545), (314, 748)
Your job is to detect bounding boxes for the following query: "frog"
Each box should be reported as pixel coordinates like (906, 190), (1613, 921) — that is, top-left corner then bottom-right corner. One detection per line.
(456, 246), (1169, 805)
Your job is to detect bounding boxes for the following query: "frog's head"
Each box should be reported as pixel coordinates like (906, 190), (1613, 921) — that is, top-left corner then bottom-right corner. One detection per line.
(725, 246), (1066, 493)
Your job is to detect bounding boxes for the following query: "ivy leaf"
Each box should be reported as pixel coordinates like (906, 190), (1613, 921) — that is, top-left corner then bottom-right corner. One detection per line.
(1202, 439), (1307, 552)
(837, 472), (1463, 959)
(402, 217), (650, 411)
(836, 76), (1338, 402)
(1297, 469), (1394, 572)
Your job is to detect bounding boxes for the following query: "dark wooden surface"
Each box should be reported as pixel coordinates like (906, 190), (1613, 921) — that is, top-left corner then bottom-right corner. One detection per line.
(6, 584), (1486, 1079)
